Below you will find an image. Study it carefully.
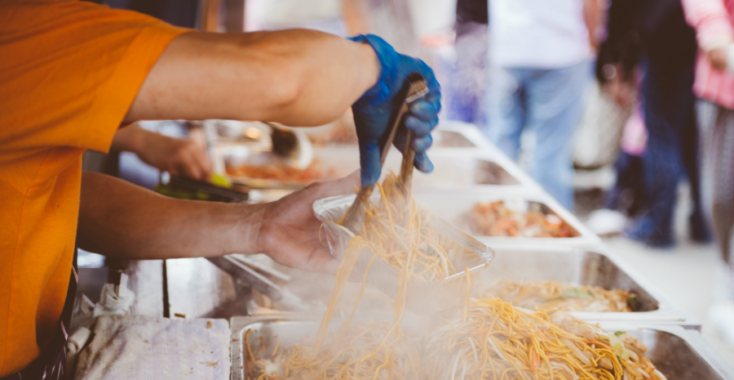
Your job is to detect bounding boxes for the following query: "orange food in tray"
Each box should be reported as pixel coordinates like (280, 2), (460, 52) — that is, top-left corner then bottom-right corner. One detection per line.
(225, 162), (338, 183)
(467, 200), (580, 238)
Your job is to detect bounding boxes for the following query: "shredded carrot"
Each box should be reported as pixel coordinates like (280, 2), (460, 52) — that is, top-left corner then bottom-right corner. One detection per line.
(587, 340), (614, 352)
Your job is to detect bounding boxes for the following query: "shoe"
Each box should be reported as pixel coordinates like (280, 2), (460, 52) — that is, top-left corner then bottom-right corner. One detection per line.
(689, 212), (713, 243)
(708, 300), (734, 348)
(624, 216), (675, 248)
(586, 209), (626, 236)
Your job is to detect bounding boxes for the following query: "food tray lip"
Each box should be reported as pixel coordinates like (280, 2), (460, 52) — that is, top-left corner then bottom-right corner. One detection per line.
(595, 323), (734, 380)
(211, 145), (320, 190)
(476, 244), (698, 326)
(411, 187), (602, 248)
(229, 316), (734, 380)
(431, 121), (491, 150)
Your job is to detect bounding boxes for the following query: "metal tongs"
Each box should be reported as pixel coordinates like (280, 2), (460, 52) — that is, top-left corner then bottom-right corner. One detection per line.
(341, 74), (429, 234)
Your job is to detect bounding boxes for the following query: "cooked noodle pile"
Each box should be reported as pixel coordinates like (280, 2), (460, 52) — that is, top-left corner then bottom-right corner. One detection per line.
(425, 299), (664, 380)
(245, 175), (665, 380)
(485, 280), (633, 313)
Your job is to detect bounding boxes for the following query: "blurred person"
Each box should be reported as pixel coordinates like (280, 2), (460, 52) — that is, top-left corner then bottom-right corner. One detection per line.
(486, 0), (600, 210)
(622, 0), (708, 247)
(100, 0), (198, 28)
(588, 0), (710, 247)
(442, 0), (488, 126)
(682, 0), (734, 346)
(110, 122), (213, 181)
(586, 106), (647, 235)
(0, 0), (442, 377)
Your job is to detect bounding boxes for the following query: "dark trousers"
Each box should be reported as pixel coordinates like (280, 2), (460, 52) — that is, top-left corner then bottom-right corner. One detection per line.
(632, 59), (707, 245)
(606, 151), (645, 216)
(1, 253), (77, 380)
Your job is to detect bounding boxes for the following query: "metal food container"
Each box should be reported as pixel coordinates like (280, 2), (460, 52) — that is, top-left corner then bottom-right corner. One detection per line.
(230, 316), (734, 380)
(204, 119), (271, 146)
(431, 121), (490, 150)
(400, 151), (526, 187)
(473, 245), (698, 327)
(432, 129), (479, 148)
(297, 121), (485, 149)
(212, 145), (528, 190)
(213, 145), (348, 189)
(313, 194), (494, 315)
(412, 189), (601, 248)
(596, 324), (734, 380)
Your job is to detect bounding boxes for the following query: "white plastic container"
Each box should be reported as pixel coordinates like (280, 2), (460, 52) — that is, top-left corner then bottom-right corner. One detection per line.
(313, 194), (495, 315)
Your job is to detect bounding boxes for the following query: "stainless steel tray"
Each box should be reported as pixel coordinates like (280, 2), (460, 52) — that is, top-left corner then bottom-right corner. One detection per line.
(431, 121), (490, 150)
(204, 119), (272, 146)
(290, 120), (489, 149)
(473, 246), (698, 326)
(385, 149), (530, 188)
(412, 188), (601, 248)
(230, 316), (733, 380)
(213, 145), (530, 189)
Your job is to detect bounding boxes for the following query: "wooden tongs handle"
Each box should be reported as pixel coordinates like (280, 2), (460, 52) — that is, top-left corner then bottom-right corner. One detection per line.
(341, 74), (429, 234)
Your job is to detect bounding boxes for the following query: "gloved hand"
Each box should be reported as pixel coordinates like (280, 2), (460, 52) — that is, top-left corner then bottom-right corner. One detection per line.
(349, 34), (441, 186)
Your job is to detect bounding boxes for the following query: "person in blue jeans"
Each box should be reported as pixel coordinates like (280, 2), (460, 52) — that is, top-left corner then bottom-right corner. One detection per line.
(486, 0), (599, 210)
(488, 63), (590, 209)
(597, 0), (711, 247)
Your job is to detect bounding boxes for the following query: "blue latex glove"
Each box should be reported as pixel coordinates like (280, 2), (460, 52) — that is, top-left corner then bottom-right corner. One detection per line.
(349, 34), (441, 187)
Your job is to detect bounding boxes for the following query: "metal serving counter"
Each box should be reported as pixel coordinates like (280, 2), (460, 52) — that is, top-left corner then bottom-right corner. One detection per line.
(141, 121), (733, 378)
(474, 246), (698, 327)
(230, 315), (734, 380)
(413, 188), (601, 248)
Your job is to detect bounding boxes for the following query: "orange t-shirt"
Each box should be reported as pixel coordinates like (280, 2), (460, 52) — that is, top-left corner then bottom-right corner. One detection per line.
(0, 1), (188, 375)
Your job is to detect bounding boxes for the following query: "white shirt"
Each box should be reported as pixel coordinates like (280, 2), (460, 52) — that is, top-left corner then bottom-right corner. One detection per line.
(489, 0), (591, 68)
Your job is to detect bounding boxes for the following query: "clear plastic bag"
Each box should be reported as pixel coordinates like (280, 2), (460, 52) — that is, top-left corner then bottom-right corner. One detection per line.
(313, 194), (495, 315)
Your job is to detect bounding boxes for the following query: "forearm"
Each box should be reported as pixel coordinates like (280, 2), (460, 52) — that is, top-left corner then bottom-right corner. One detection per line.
(110, 123), (147, 152)
(682, 0), (734, 51)
(583, 0), (601, 50)
(342, 0), (370, 35)
(126, 30), (380, 126)
(78, 172), (265, 259)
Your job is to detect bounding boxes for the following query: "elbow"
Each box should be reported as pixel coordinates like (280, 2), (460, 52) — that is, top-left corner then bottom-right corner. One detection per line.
(264, 66), (338, 126)
(267, 68), (304, 113)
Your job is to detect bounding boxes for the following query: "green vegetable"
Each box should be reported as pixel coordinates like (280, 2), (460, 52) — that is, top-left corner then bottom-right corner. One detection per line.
(627, 293), (641, 311)
(614, 331), (626, 337)
(211, 173), (232, 187)
(607, 333), (630, 361)
(563, 288), (593, 299)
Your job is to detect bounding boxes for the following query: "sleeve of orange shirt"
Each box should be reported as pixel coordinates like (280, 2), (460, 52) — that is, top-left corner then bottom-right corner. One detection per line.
(0, 1), (189, 375)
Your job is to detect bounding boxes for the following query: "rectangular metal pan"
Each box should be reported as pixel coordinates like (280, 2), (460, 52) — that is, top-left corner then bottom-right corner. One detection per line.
(204, 119), (272, 147)
(212, 145), (531, 190)
(412, 188), (601, 248)
(230, 316), (733, 380)
(472, 246), (697, 327)
(431, 121), (491, 150)
(297, 120), (489, 149)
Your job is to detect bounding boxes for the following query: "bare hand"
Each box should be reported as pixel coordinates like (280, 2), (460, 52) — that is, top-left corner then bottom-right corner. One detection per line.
(256, 172), (360, 274)
(602, 67), (636, 108)
(708, 47), (728, 71)
(139, 135), (213, 181)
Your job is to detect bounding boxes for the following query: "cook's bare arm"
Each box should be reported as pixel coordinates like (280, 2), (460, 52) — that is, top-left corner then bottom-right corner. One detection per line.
(78, 171), (359, 273)
(125, 30), (380, 126)
(78, 171), (264, 260)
